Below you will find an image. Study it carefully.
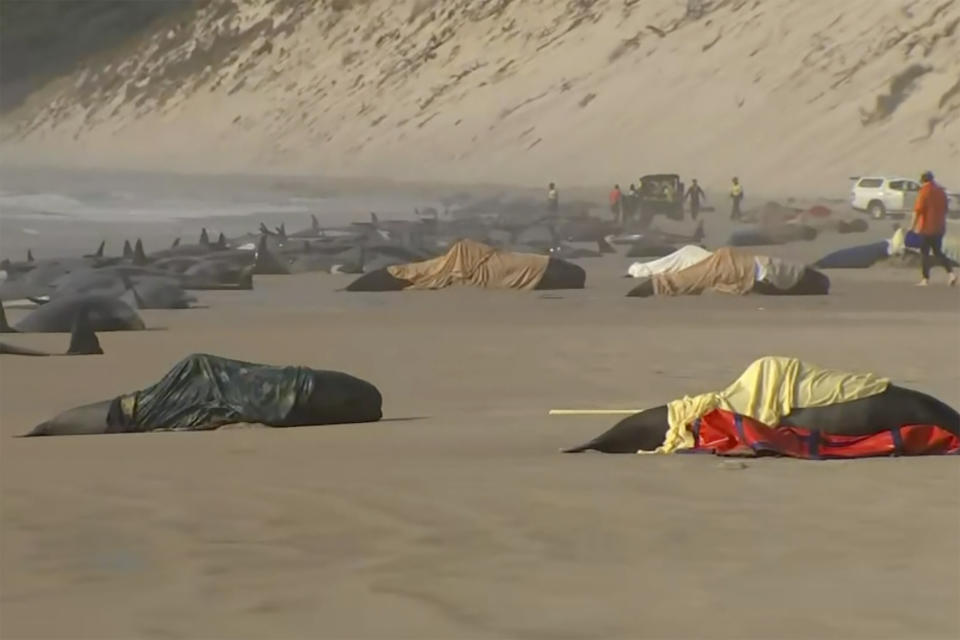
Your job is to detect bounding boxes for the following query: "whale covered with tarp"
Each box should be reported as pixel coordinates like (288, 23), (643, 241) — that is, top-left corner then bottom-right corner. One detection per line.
(627, 247), (829, 296)
(564, 356), (960, 459)
(25, 353), (383, 436)
(345, 239), (586, 291)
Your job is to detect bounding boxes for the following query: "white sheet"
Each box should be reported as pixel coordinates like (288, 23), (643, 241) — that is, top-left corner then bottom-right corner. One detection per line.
(627, 245), (712, 278)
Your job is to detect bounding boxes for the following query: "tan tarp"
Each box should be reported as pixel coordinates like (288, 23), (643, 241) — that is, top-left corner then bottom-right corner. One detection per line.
(387, 239), (549, 290)
(652, 356), (889, 453)
(650, 247), (806, 295)
(652, 247), (757, 295)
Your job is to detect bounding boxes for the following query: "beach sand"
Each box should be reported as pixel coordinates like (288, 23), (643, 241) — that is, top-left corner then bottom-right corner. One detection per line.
(1, 213), (958, 639)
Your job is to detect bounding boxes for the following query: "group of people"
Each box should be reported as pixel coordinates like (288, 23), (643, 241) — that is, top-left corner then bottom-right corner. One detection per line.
(603, 177), (744, 223)
(548, 169), (954, 288)
(606, 183), (644, 224)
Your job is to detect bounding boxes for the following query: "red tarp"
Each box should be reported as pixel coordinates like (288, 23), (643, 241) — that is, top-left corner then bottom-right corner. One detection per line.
(689, 409), (960, 459)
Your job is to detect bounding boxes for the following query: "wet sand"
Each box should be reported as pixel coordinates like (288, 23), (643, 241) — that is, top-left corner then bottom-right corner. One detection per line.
(1, 221), (959, 638)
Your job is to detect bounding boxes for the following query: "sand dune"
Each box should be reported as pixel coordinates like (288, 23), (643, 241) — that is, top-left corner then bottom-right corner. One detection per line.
(1, 0), (958, 193)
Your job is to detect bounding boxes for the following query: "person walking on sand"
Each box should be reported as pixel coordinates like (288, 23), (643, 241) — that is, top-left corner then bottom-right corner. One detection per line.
(609, 184), (623, 223)
(547, 182), (559, 215)
(685, 178), (706, 221)
(912, 170), (956, 287)
(729, 177), (743, 221)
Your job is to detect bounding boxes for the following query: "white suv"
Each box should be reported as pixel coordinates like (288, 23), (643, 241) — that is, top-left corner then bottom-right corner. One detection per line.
(850, 176), (921, 219)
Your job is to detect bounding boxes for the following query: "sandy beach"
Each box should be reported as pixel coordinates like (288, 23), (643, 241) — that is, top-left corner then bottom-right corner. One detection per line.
(1, 206), (958, 639)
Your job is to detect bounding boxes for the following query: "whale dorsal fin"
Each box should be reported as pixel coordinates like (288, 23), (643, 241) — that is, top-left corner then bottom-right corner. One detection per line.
(122, 240), (133, 259)
(27, 249), (34, 262)
(119, 273), (146, 309)
(0, 300), (15, 333)
(67, 311), (103, 355)
(238, 267), (254, 290)
(134, 239), (148, 266)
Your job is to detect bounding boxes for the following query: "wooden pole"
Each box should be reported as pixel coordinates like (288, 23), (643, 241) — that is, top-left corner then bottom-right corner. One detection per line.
(548, 409), (642, 416)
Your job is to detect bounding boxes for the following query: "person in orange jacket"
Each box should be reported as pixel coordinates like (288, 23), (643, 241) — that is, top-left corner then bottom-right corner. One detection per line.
(912, 170), (956, 287)
(609, 184), (623, 223)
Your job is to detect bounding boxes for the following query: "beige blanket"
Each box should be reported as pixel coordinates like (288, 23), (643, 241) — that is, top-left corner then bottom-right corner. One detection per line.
(652, 247), (757, 295)
(387, 239), (549, 290)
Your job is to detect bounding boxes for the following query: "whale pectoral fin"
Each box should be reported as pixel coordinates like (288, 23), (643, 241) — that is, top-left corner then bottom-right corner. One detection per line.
(1, 342), (50, 356)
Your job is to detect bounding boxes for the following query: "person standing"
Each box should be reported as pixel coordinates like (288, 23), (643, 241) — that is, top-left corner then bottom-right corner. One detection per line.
(912, 171), (956, 287)
(685, 178), (706, 221)
(624, 182), (641, 224)
(729, 177), (743, 220)
(609, 184), (623, 223)
(547, 182), (559, 215)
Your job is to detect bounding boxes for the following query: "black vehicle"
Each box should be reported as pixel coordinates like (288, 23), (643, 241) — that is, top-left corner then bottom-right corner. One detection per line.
(623, 174), (686, 228)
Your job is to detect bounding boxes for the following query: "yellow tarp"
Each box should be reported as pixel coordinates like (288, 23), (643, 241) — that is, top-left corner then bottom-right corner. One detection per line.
(387, 239), (549, 290)
(654, 356), (890, 453)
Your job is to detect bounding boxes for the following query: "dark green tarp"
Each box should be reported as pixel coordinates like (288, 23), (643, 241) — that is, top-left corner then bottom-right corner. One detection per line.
(106, 353), (382, 432)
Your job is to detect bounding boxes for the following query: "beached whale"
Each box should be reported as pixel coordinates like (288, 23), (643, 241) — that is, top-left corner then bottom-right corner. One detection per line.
(0, 305), (103, 356)
(626, 247), (829, 297)
(10, 294), (145, 333)
(23, 353), (383, 436)
(563, 358), (959, 459)
(44, 269), (196, 309)
(346, 239), (586, 291)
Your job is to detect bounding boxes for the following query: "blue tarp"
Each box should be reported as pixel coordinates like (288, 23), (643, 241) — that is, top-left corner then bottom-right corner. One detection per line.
(814, 242), (889, 269)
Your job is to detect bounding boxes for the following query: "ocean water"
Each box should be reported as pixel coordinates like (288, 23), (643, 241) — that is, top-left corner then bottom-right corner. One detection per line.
(1, 165), (447, 217)
(0, 167), (444, 256)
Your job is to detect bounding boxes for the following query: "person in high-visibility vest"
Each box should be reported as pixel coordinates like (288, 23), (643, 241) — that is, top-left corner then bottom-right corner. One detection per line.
(729, 177), (744, 221)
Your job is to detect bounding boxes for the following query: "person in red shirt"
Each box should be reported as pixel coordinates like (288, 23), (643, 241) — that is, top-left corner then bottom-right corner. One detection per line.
(912, 171), (956, 287)
(609, 184), (623, 223)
